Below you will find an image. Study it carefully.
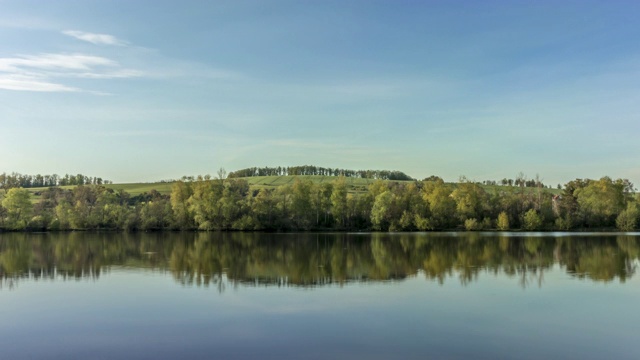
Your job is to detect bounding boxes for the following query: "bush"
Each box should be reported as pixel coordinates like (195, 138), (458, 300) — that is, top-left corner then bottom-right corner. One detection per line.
(464, 218), (480, 231)
(554, 215), (573, 231)
(28, 215), (46, 230)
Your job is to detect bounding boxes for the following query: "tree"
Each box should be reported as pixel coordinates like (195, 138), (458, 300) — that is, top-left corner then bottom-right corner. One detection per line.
(575, 177), (625, 227)
(616, 203), (638, 231)
(523, 209), (542, 231)
(497, 211), (510, 231)
(451, 179), (488, 221)
(331, 177), (348, 228)
(1, 188), (32, 230)
(464, 218), (480, 231)
(253, 188), (276, 229)
(217, 167), (227, 181)
(311, 182), (333, 227)
(291, 178), (313, 229)
(188, 179), (225, 230)
(371, 191), (394, 231)
(422, 180), (455, 229)
(170, 181), (194, 229)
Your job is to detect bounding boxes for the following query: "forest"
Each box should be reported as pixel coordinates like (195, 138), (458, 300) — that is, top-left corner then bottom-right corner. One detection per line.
(0, 173), (637, 232)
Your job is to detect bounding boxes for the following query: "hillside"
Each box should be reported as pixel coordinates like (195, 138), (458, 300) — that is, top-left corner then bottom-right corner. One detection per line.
(17, 175), (561, 203)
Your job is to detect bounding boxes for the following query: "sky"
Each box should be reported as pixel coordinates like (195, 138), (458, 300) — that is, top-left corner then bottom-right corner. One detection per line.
(0, 0), (639, 186)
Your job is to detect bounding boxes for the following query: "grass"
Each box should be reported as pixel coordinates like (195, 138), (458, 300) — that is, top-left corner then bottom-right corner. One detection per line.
(240, 175), (410, 193)
(105, 182), (174, 196)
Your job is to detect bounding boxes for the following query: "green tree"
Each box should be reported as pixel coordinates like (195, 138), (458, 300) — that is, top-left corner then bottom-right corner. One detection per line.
(616, 203), (638, 231)
(253, 188), (276, 229)
(170, 181), (194, 229)
(189, 179), (224, 230)
(497, 211), (510, 231)
(464, 218), (480, 231)
(1, 188), (33, 230)
(291, 178), (313, 229)
(331, 177), (348, 228)
(371, 191), (394, 231)
(575, 177), (625, 227)
(523, 209), (542, 231)
(275, 185), (293, 229)
(311, 182), (333, 227)
(422, 180), (455, 229)
(451, 179), (488, 221)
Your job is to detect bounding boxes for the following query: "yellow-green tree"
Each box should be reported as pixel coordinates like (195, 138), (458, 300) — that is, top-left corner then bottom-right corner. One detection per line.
(331, 177), (348, 228)
(1, 188), (32, 230)
(422, 180), (455, 229)
(497, 211), (509, 231)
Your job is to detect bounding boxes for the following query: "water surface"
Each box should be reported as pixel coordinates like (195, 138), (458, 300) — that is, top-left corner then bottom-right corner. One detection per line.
(1, 232), (639, 359)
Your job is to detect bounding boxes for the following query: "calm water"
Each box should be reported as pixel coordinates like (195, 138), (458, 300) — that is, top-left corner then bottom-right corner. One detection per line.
(1, 232), (639, 360)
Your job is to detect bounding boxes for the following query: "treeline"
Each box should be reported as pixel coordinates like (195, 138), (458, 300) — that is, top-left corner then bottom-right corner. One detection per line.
(1, 233), (637, 288)
(0, 175), (637, 232)
(0, 172), (112, 189)
(228, 165), (414, 181)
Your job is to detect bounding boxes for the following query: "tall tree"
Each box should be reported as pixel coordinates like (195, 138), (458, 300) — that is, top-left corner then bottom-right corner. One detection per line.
(170, 181), (194, 229)
(330, 177), (348, 228)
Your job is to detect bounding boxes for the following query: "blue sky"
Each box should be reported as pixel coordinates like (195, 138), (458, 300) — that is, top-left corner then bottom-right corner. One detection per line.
(1, 0), (639, 185)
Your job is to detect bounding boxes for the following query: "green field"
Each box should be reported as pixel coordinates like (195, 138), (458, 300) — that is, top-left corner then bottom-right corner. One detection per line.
(13, 175), (560, 203)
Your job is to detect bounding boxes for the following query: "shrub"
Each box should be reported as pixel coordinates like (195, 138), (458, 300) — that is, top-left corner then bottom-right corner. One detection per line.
(464, 218), (480, 231)
(554, 215), (572, 231)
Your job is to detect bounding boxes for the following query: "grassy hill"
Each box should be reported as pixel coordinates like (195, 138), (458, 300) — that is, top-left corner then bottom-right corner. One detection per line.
(14, 175), (561, 204)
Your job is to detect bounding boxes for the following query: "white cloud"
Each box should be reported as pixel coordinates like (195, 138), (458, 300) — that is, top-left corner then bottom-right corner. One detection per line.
(62, 30), (127, 46)
(0, 74), (78, 92)
(0, 53), (116, 72)
(0, 53), (141, 93)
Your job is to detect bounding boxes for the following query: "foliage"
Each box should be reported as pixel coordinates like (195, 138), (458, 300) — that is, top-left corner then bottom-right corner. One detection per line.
(523, 209), (542, 231)
(228, 165), (413, 181)
(497, 212), (510, 231)
(616, 203), (638, 231)
(0, 173), (635, 232)
(0, 172), (110, 190)
(574, 177), (626, 227)
(464, 218), (480, 231)
(1, 188), (32, 230)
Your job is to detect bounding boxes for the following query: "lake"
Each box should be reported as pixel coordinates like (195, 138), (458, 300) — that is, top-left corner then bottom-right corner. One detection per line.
(1, 232), (639, 359)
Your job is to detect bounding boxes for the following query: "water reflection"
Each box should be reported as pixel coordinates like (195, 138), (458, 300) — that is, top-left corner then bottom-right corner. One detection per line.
(1, 232), (638, 289)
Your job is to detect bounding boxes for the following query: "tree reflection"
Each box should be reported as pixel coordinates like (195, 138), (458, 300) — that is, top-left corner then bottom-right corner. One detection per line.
(0, 232), (637, 290)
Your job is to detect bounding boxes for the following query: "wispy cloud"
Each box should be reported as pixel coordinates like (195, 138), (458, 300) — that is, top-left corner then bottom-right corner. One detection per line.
(0, 53), (141, 93)
(62, 30), (127, 46)
(0, 74), (78, 92)
(0, 53), (116, 72)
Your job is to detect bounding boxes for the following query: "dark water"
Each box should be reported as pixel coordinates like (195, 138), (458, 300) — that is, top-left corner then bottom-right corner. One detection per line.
(1, 232), (639, 360)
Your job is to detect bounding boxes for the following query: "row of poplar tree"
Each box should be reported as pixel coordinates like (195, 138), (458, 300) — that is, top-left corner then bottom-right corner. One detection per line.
(0, 172), (111, 189)
(227, 166), (414, 180)
(0, 176), (637, 231)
